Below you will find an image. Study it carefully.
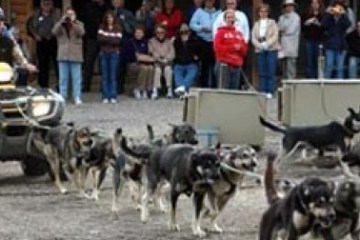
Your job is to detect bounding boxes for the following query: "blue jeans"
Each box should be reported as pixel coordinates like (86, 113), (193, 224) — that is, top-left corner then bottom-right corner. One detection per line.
(215, 63), (241, 90)
(256, 50), (278, 94)
(305, 40), (320, 79)
(349, 56), (360, 79)
(174, 63), (198, 91)
(58, 61), (82, 100)
(325, 49), (346, 79)
(100, 52), (119, 99)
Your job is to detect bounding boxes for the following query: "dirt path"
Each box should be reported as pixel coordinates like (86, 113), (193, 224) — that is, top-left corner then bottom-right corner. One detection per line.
(0, 94), (347, 240)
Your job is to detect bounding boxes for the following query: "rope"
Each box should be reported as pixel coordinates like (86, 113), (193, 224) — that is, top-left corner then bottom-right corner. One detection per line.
(220, 162), (263, 180)
(14, 99), (50, 130)
(274, 141), (309, 168)
(239, 68), (277, 122)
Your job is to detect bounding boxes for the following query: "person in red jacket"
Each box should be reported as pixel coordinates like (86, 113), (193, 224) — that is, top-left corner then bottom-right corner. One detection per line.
(155, 0), (183, 39)
(214, 9), (248, 89)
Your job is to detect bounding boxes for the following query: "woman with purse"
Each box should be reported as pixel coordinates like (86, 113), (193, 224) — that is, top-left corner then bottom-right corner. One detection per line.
(251, 3), (279, 98)
(123, 24), (155, 99)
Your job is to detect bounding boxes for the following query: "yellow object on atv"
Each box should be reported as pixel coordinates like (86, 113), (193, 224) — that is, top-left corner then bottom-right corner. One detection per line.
(0, 62), (15, 89)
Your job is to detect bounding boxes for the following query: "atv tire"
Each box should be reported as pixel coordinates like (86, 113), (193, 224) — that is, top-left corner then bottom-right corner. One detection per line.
(21, 157), (48, 177)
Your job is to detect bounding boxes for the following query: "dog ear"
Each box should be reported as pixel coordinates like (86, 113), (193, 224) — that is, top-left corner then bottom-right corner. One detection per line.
(115, 128), (122, 135)
(302, 185), (312, 197)
(348, 107), (357, 116)
(66, 121), (75, 127)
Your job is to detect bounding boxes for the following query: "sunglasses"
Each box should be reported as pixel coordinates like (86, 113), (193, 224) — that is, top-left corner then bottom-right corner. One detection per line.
(156, 31), (165, 34)
(180, 31), (189, 34)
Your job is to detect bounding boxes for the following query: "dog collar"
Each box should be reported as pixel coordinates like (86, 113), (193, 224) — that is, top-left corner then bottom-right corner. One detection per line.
(342, 124), (355, 138)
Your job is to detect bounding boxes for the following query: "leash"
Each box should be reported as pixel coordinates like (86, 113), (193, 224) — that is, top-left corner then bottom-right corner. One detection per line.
(14, 99), (50, 130)
(239, 68), (272, 121)
(274, 141), (310, 167)
(219, 162), (263, 180)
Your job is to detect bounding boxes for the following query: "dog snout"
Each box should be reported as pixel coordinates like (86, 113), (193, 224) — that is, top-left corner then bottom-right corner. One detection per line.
(85, 139), (93, 147)
(251, 160), (258, 168)
(328, 211), (336, 221)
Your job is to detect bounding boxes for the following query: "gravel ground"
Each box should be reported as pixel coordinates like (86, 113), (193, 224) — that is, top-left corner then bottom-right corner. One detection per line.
(0, 93), (348, 240)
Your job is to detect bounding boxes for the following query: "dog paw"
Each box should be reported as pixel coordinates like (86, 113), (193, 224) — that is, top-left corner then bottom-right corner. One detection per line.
(60, 188), (68, 194)
(193, 227), (206, 237)
(169, 223), (180, 232)
(140, 209), (149, 223)
(90, 191), (99, 201)
(111, 206), (119, 213)
(210, 224), (223, 234)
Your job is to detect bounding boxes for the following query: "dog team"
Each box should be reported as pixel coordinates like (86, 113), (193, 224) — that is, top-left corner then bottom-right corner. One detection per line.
(30, 106), (360, 239)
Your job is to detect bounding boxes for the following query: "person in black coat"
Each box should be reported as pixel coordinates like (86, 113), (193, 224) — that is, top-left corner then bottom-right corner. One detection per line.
(346, 21), (360, 78)
(173, 23), (200, 96)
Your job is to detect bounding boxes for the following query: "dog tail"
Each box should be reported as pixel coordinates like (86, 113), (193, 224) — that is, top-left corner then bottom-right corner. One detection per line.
(259, 116), (286, 134)
(264, 152), (279, 205)
(120, 137), (151, 159)
(147, 124), (155, 142)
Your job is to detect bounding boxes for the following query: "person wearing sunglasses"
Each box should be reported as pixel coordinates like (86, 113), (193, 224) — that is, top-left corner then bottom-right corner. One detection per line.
(173, 23), (200, 97)
(148, 25), (175, 99)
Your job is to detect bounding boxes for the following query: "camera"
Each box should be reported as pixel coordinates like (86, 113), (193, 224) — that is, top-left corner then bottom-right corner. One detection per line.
(258, 37), (266, 43)
(65, 16), (71, 22)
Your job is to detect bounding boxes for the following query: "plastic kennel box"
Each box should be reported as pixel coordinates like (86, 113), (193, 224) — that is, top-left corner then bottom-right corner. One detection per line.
(280, 80), (360, 126)
(183, 88), (266, 146)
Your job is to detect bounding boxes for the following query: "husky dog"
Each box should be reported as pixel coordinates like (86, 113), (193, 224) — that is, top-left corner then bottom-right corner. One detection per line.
(259, 107), (360, 156)
(32, 124), (93, 195)
(312, 161), (360, 240)
(200, 144), (259, 233)
(120, 137), (221, 237)
(110, 128), (147, 212)
(146, 123), (198, 146)
(259, 153), (336, 240)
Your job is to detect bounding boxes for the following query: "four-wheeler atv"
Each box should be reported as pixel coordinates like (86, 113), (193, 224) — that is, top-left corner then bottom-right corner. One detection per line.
(0, 62), (65, 176)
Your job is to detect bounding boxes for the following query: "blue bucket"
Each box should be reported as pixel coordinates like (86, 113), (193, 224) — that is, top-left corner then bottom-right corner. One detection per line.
(196, 128), (220, 147)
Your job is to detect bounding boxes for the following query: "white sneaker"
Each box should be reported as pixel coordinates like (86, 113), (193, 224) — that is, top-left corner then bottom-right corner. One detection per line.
(265, 93), (273, 99)
(110, 98), (117, 104)
(175, 86), (186, 95)
(133, 89), (141, 99)
(166, 88), (173, 98)
(142, 91), (148, 99)
(151, 89), (158, 100)
(102, 99), (109, 104)
(74, 98), (82, 105)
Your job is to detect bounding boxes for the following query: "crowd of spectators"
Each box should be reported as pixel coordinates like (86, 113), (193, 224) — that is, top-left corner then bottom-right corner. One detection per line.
(1, 0), (359, 104)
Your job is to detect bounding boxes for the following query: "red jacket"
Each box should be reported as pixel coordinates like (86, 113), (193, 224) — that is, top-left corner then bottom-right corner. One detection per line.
(214, 26), (248, 67)
(155, 9), (183, 39)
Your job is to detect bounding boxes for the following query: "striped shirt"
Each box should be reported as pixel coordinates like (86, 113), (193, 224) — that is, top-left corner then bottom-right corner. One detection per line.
(97, 26), (122, 53)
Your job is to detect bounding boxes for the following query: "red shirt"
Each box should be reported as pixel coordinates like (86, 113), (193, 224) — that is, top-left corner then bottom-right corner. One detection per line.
(214, 25), (248, 67)
(155, 9), (183, 39)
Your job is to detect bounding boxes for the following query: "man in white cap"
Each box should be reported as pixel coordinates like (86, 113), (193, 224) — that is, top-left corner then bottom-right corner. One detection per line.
(212, 0), (249, 43)
(278, 0), (300, 80)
